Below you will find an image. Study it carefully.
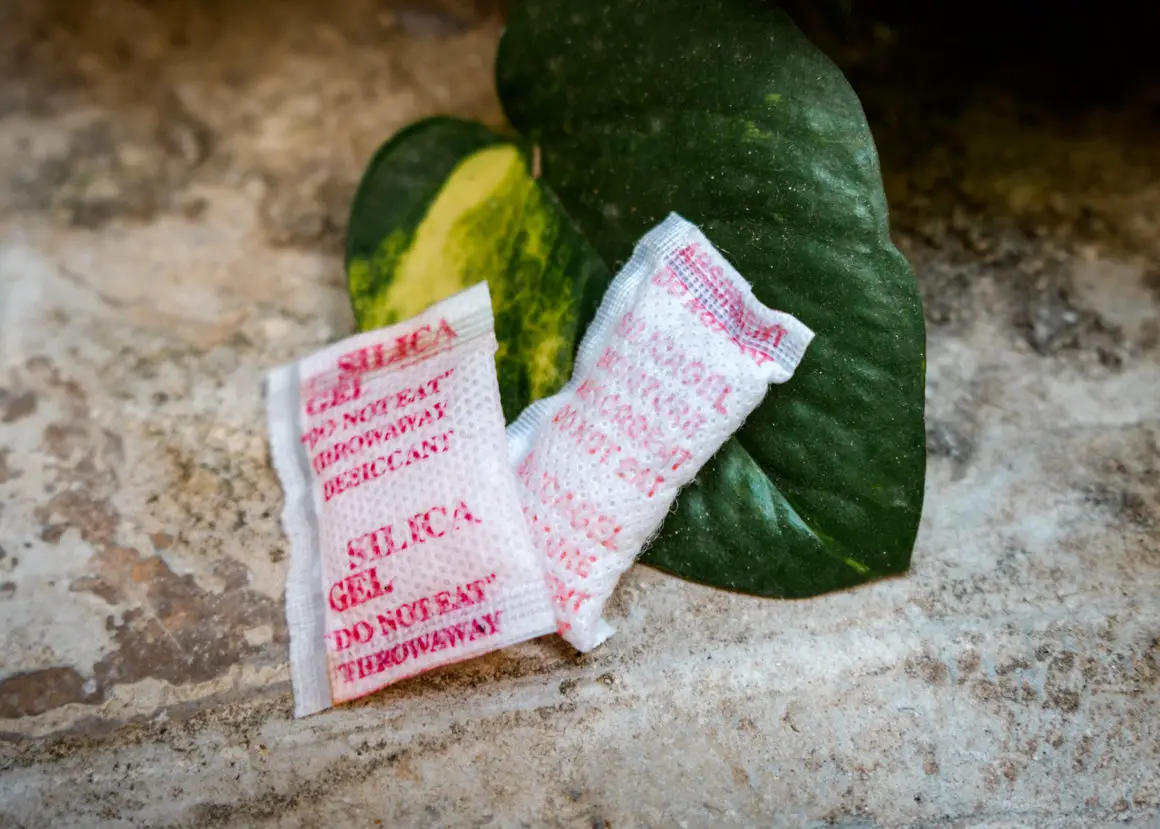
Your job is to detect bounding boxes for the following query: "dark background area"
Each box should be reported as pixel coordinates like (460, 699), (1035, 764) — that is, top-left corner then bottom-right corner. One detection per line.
(795, 0), (1160, 111)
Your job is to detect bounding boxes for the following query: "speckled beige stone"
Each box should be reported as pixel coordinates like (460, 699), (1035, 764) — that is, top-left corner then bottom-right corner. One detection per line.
(0, 2), (1157, 827)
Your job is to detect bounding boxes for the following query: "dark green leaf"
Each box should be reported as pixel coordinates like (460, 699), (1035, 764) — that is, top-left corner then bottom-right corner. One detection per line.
(496, 0), (926, 597)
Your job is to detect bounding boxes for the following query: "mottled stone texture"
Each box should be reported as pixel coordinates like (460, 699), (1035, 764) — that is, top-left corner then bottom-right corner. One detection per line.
(0, 2), (1157, 827)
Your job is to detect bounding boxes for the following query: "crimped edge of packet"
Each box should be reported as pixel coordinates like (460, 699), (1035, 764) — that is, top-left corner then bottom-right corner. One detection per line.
(266, 363), (332, 717)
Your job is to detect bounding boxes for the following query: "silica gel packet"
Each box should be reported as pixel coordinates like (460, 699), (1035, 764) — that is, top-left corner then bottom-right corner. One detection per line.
(507, 213), (815, 652)
(268, 283), (555, 716)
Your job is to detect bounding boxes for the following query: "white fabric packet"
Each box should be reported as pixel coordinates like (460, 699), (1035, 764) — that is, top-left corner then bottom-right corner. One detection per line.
(508, 213), (815, 652)
(268, 283), (555, 716)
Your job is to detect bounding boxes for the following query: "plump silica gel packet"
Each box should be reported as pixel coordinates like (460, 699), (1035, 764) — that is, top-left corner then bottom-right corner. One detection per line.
(508, 213), (815, 652)
(267, 283), (555, 716)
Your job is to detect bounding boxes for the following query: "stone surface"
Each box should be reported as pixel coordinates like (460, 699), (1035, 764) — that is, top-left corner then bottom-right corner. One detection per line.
(0, 2), (1158, 827)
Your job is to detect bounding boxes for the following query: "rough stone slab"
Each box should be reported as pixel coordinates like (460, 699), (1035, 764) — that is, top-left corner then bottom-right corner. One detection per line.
(0, 2), (1158, 827)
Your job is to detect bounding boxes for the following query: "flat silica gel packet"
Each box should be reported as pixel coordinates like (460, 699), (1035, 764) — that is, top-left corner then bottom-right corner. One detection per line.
(507, 213), (815, 652)
(267, 283), (555, 716)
